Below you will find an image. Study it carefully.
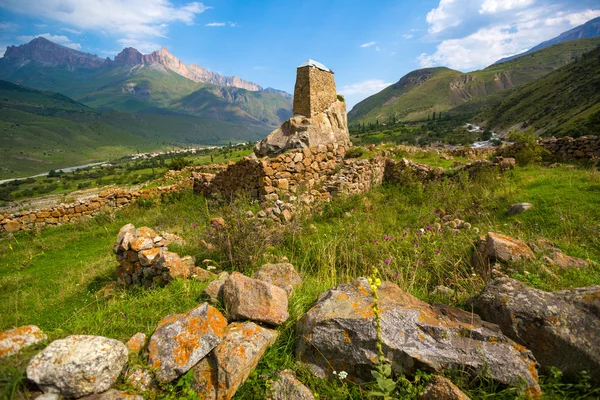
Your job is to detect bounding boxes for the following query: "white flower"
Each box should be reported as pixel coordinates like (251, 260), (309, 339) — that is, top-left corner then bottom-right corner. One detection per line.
(206, 265), (216, 271)
(338, 371), (348, 380)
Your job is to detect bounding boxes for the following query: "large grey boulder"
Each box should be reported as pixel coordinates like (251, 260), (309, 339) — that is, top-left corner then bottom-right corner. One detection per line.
(468, 277), (600, 380)
(26, 335), (128, 398)
(297, 278), (541, 397)
(148, 303), (228, 384)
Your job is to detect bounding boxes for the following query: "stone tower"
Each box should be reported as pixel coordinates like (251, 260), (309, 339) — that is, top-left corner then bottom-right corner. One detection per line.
(293, 59), (337, 117)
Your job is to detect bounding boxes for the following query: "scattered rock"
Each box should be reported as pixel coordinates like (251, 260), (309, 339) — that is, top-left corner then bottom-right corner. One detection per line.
(34, 394), (61, 400)
(418, 375), (470, 400)
(192, 321), (278, 400)
(544, 251), (588, 270)
(125, 332), (146, 354)
(26, 335), (128, 398)
(223, 272), (289, 326)
(125, 367), (153, 393)
(297, 278), (540, 396)
(0, 325), (46, 359)
(508, 203), (532, 215)
(254, 263), (302, 296)
(148, 303), (227, 384)
(210, 217), (226, 229)
(429, 285), (455, 298)
(204, 273), (229, 304)
(472, 232), (535, 280)
(78, 389), (144, 399)
(266, 369), (315, 400)
(468, 277), (600, 380)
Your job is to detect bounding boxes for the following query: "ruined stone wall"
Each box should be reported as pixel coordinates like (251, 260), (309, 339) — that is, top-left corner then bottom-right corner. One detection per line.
(292, 66), (337, 117)
(0, 185), (179, 234)
(496, 136), (600, 161)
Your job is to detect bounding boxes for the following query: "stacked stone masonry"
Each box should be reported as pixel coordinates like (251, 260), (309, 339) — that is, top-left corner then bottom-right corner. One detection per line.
(292, 65), (337, 117)
(498, 136), (600, 161)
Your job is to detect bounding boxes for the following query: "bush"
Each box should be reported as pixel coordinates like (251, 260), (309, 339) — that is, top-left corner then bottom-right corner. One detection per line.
(508, 130), (549, 165)
(169, 157), (192, 171)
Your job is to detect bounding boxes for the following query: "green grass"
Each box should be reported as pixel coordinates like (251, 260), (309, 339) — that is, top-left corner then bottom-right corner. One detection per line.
(1, 158), (599, 399)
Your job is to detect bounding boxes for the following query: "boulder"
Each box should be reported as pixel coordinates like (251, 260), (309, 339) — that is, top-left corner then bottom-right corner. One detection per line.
(472, 232), (535, 280)
(148, 303), (227, 383)
(222, 272), (289, 326)
(418, 375), (470, 400)
(192, 322), (278, 400)
(125, 332), (146, 353)
(266, 369), (315, 400)
(254, 263), (302, 296)
(26, 335), (128, 398)
(78, 389), (144, 399)
(468, 277), (600, 380)
(508, 203), (532, 215)
(297, 278), (540, 397)
(204, 273), (229, 304)
(254, 101), (350, 157)
(544, 251), (588, 270)
(0, 325), (46, 359)
(125, 367), (153, 392)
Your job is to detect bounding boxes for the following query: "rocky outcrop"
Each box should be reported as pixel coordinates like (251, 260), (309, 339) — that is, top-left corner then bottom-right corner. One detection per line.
(0, 325), (46, 358)
(26, 335), (128, 398)
(3, 37), (107, 68)
(254, 100), (351, 157)
(222, 272), (289, 326)
(468, 277), (600, 380)
(148, 303), (227, 384)
(297, 278), (541, 397)
(191, 321), (278, 400)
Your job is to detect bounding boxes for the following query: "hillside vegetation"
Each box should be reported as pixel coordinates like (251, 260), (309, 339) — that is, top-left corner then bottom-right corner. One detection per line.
(349, 38), (600, 125)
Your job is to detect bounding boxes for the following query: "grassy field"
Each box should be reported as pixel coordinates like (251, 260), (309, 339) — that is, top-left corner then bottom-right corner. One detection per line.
(1, 151), (599, 399)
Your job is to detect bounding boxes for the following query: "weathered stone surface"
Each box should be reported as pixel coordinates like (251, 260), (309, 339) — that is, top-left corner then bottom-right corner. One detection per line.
(472, 232), (535, 280)
(297, 278), (540, 396)
(544, 251), (588, 270)
(204, 273), (229, 303)
(468, 277), (600, 380)
(125, 332), (146, 353)
(78, 389), (144, 399)
(266, 369), (315, 400)
(222, 272), (289, 326)
(254, 263), (302, 296)
(26, 335), (128, 398)
(192, 321), (278, 400)
(0, 325), (46, 359)
(125, 367), (153, 392)
(148, 303), (227, 384)
(508, 202), (532, 215)
(293, 61), (337, 117)
(418, 375), (470, 400)
(255, 101), (350, 157)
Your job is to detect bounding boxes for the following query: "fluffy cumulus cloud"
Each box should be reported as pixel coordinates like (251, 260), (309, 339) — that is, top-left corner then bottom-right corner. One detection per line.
(0, 0), (210, 52)
(419, 0), (600, 71)
(16, 33), (81, 50)
(340, 79), (393, 96)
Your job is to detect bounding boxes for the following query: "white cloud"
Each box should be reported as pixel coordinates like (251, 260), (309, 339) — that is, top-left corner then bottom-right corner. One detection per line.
(206, 22), (225, 27)
(61, 27), (83, 34)
(1, 0), (211, 51)
(426, 0), (463, 34)
(17, 33), (81, 50)
(402, 34), (414, 39)
(117, 38), (161, 53)
(340, 79), (393, 96)
(360, 41), (376, 48)
(479, 0), (534, 14)
(0, 21), (18, 30)
(419, 7), (600, 71)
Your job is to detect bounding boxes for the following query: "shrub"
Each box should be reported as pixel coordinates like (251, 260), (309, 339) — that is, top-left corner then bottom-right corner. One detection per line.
(169, 157), (191, 171)
(507, 130), (549, 165)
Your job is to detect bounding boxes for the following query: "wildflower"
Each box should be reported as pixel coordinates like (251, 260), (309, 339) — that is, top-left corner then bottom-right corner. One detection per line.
(435, 249), (440, 254)
(419, 228), (425, 234)
(206, 265), (216, 271)
(425, 225), (432, 231)
(418, 260), (423, 265)
(338, 371), (348, 380)
(394, 272), (399, 277)
(191, 223), (198, 229)
(184, 218), (188, 221)
(385, 259), (391, 265)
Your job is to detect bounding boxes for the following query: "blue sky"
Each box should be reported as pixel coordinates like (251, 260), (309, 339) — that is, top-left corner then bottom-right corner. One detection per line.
(0, 0), (599, 109)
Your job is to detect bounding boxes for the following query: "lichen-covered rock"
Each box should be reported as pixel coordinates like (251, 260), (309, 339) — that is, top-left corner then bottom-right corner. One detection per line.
(148, 303), (227, 384)
(192, 321), (278, 400)
(0, 325), (46, 359)
(468, 277), (600, 380)
(472, 232), (535, 280)
(125, 367), (153, 392)
(26, 335), (128, 398)
(418, 375), (470, 400)
(297, 278), (540, 397)
(254, 263), (302, 296)
(266, 369), (315, 400)
(78, 389), (144, 399)
(204, 273), (229, 304)
(223, 272), (289, 326)
(125, 332), (146, 353)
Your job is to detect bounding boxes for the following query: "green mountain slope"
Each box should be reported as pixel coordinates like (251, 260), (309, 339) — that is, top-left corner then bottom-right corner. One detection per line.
(349, 38), (600, 125)
(480, 46), (600, 137)
(0, 80), (270, 179)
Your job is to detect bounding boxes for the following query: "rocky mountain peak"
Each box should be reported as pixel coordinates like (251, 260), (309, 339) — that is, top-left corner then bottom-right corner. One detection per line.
(3, 37), (106, 69)
(114, 47), (143, 65)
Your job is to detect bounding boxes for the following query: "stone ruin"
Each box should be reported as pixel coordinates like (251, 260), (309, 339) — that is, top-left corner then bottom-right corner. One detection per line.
(254, 59), (351, 157)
